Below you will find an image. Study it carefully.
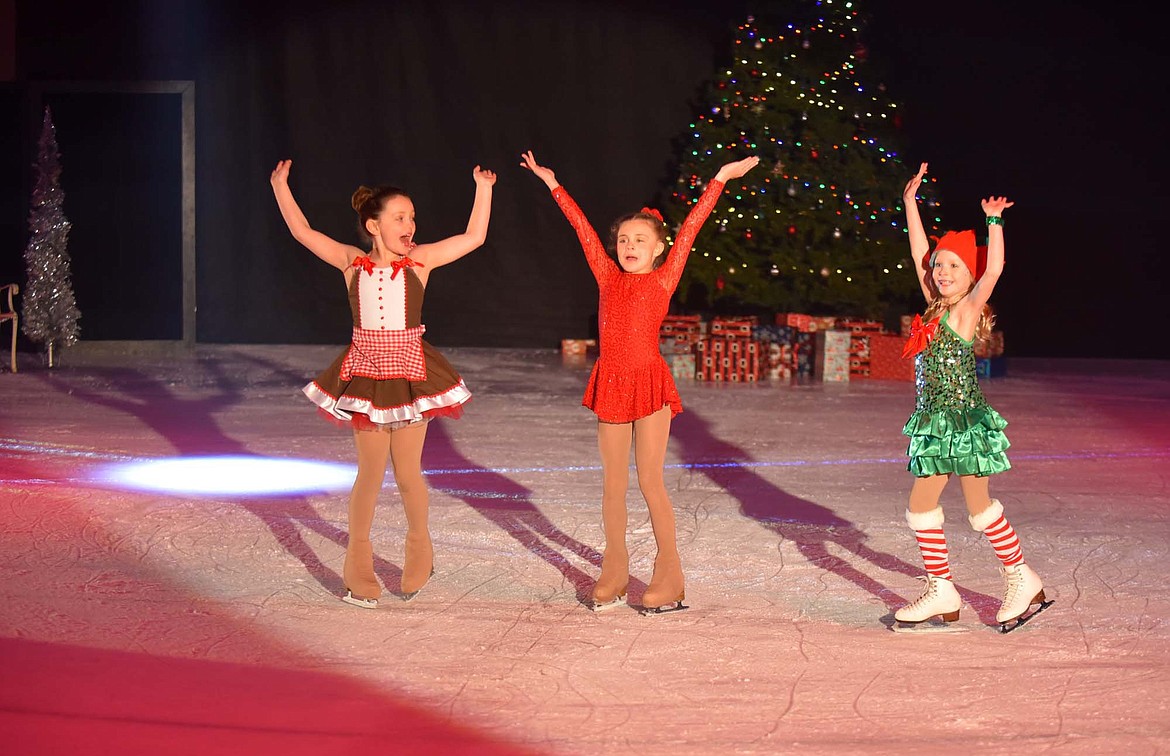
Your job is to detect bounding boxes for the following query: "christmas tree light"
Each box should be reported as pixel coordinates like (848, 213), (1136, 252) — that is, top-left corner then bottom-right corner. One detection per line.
(661, 1), (942, 320)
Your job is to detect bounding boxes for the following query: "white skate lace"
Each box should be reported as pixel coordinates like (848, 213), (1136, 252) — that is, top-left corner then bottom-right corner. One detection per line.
(1002, 566), (1023, 606)
(904, 575), (937, 610)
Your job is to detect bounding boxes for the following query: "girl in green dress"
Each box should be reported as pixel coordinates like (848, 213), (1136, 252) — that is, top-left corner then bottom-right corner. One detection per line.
(894, 162), (1050, 633)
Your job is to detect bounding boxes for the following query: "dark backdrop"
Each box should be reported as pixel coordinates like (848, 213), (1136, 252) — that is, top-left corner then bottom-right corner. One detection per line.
(3, 0), (1165, 358)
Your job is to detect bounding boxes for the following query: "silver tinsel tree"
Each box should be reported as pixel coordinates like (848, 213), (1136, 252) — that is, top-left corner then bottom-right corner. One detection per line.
(22, 106), (80, 366)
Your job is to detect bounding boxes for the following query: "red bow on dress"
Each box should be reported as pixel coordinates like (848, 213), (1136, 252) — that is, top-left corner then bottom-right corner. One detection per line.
(901, 314), (940, 359)
(351, 255), (375, 275)
(389, 256), (425, 279)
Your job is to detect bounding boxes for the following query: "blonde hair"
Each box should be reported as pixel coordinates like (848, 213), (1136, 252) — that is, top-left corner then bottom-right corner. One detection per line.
(923, 283), (995, 342)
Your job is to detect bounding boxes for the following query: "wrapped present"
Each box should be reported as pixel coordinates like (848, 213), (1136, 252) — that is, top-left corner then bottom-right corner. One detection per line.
(660, 315), (703, 350)
(794, 331), (815, 377)
(776, 312), (812, 332)
(659, 335), (698, 355)
(837, 319), (884, 334)
(848, 333), (871, 377)
(667, 353), (696, 381)
(862, 334), (915, 381)
(561, 338), (597, 356)
(710, 317), (755, 338)
(752, 324), (796, 346)
(976, 356), (1007, 379)
(814, 330), (851, 383)
(696, 337), (761, 382)
(660, 314), (703, 337)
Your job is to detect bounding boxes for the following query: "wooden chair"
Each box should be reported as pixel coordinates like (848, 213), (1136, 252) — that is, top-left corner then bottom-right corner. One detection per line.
(0, 284), (17, 373)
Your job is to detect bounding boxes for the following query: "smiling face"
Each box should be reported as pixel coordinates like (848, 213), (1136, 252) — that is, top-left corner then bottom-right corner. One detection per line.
(614, 218), (666, 274)
(931, 249), (974, 300)
(366, 195), (416, 257)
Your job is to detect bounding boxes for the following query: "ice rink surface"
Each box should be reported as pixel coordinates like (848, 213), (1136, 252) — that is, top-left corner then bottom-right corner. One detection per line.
(2, 344), (1168, 755)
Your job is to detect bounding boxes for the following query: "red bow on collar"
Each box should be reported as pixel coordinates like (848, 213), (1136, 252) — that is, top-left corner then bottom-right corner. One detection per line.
(902, 314), (940, 359)
(351, 256), (375, 275)
(389, 256), (425, 279)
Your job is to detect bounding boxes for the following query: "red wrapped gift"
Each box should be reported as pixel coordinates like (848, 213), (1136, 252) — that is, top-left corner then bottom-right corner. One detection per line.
(776, 312), (813, 332)
(837, 319), (884, 334)
(710, 318), (755, 338)
(561, 338), (597, 355)
(862, 334), (915, 381)
(697, 337), (761, 381)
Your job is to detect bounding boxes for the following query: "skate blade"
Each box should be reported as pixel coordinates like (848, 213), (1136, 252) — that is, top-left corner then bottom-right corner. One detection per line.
(640, 601), (689, 616)
(892, 620), (969, 634)
(401, 568), (435, 602)
(342, 591), (378, 609)
(999, 598), (1054, 634)
(589, 595), (628, 612)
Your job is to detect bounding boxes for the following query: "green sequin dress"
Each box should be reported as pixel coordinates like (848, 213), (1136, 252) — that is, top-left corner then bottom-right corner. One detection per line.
(902, 310), (1011, 477)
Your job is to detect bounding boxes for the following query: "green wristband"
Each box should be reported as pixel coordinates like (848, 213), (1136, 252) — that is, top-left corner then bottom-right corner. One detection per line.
(986, 215), (1004, 226)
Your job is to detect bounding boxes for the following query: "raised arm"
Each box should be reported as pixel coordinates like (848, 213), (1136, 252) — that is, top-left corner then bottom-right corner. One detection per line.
(902, 162), (932, 303)
(409, 166), (497, 271)
(520, 149), (613, 284)
(959, 195), (1012, 316)
(658, 156), (759, 288)
(270, 160), (362, 272)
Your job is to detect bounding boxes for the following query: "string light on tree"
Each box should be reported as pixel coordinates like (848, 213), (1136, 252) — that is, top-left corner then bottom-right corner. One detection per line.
(660, 0), (942, 318)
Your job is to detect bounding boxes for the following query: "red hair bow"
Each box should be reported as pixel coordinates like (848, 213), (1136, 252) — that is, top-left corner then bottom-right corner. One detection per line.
(389, 256), (425, 279)
(640, 206), (664, 223)
(901, 314), (940, 359)
(351, 255), (375, 275)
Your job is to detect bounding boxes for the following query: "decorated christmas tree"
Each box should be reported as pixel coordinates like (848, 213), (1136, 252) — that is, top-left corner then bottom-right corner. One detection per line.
(661, 1), (942, 320)
(22, 106), (80, 366)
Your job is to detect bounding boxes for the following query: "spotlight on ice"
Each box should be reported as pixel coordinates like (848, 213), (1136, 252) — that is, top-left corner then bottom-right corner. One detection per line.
(95, 455), (356, 497)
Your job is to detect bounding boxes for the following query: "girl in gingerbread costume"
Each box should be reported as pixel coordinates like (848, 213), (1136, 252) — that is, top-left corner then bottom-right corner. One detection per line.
(521, 149), (758, 613)
(270, 159), (496, 608)
(896, 162), (1050, 632)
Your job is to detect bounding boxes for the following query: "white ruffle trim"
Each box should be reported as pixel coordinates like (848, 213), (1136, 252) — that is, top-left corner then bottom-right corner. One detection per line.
(303, 380), (471, 428)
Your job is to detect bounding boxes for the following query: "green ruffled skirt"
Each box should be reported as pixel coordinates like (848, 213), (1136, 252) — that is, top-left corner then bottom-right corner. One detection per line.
(903, 405), (1011, 477)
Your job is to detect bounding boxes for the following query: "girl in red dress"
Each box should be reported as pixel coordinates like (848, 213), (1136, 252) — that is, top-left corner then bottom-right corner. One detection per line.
(271, 159), (496, 608)
(521, 149), (758, 612)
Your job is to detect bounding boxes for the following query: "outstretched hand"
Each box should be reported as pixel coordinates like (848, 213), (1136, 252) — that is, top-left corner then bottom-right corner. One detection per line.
(903, 162), (927, 203)
(714, 155), (760, 182)
(982, 195), (1014, 217)
(519, 149), (559, 189)
(270, 159), (292, 188)
(473, 165), (498, 187)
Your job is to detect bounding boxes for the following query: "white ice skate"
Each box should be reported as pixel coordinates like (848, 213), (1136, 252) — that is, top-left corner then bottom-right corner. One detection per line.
(997, 563), (1052, 633)
(589, 594), (628, 612)
(894, 575), (962, 629)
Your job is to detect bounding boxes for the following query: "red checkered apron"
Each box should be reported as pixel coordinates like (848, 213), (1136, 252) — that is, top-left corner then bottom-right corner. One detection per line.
(340, 325), (427, 382)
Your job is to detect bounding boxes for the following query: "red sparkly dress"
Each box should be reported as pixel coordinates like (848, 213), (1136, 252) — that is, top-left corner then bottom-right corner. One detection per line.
(551, 179), (725, 423)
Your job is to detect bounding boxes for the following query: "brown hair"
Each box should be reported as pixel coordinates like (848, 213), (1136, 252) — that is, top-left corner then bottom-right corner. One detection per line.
(607, 211), (669, 269)
(351, 184), (411, 245)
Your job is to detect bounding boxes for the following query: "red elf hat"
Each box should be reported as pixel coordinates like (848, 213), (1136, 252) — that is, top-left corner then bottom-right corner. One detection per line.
(929, 229), (987, 280)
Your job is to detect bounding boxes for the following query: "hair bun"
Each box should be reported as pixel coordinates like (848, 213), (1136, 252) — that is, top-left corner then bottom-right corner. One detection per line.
(351, 185), (374, 213)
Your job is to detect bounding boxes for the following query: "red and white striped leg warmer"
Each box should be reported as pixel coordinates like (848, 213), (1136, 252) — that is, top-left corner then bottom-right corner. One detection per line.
(969, 499), (1024, 567)
(906, 507), (951, 581)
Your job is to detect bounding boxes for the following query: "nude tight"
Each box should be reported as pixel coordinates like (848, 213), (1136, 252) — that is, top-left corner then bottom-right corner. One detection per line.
(595, 405), (683, 607)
